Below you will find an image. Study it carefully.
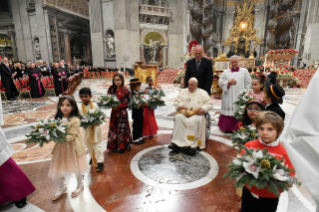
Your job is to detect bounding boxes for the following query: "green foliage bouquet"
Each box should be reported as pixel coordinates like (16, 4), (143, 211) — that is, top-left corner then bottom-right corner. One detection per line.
(231, 125), (258, 153)
(129, 93), (146, 109)
(147, 89), (166, 109)
(81, 109), (106, 129)
(234, 89), (255, 120)
(26, 119), (69, 147)
(224, 147), (301, 197)
(97, 94), (121, 109)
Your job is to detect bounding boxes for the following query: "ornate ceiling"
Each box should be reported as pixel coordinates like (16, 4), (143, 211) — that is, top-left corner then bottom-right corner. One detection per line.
(45, 0), (89, 17)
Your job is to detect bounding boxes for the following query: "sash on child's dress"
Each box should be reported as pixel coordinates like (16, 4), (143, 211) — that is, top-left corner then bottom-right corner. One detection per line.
(31, 73), (42, 95)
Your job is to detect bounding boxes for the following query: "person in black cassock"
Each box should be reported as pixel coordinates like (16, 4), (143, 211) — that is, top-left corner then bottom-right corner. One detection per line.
(184, 45), (213, 95)
(59, 62), (68, 92)
(0, 57), (16, 100)
(263, 82), (285, 120)
(28, 63), (44, 98)
(51, 63), (63, 96)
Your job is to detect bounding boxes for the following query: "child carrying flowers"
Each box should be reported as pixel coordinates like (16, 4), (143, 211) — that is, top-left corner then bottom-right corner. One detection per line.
(48, 95), (88, 201)
(240, 111), (295, 212)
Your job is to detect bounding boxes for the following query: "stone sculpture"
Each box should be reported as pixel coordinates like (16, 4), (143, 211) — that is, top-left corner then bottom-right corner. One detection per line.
(33, 38), (42, 60)
(104, 34), (115, 58)
(266, 4), (279, 50)
(275, 0), (296, 49)
(188, 0), (214, 55)
(145, 39), (162, 64)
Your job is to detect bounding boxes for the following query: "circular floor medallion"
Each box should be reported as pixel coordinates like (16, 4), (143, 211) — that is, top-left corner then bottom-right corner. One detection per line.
(130, 145), (219, 190)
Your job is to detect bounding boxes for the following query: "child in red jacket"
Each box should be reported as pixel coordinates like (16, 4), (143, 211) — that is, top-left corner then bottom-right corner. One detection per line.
(241, 111), (294, 212)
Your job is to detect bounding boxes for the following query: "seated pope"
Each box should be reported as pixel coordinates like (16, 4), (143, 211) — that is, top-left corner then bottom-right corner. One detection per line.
(169, 78), (213, 155)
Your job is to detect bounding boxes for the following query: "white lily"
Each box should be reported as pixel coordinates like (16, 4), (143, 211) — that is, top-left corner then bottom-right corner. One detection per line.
(57, 125), (66, 133)
(45, 134), (50, 140)
(89, 109), (95, 113)
(243, 159), (260, 179)
(103, 100), (109, 105)
(43, 119), (48, 124)
(39, 128), (44, 133)
(52, 129), (58, 137)
(248, 125), (256, 131)
(82, 118), (89, 123)
(233, 131), (247, 140)
(252, 150), (263, 159)
(272, 165), (289, 181)
(233, 158), (242, 165)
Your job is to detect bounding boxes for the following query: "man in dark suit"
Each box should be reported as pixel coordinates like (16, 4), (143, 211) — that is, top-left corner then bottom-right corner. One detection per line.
(0, 57), (16, 100)
(184, 45), (213, 95)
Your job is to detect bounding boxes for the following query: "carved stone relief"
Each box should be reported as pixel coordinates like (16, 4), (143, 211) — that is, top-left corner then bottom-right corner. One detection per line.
(49, 16), (59, 62)
(45, 0), (89, 17)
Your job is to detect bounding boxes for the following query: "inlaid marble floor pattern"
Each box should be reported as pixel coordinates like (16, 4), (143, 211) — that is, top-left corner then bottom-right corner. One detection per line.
(0, 79), (315, 212)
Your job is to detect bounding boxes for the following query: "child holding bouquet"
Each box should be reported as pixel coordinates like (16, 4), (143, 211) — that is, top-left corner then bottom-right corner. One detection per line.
(241, 111), (294, 212)
(48, 95), (88, 200)
(251, 75), (265, 101)
(78, 87), (104, 172)
(236, 99), (264, 130)
(107, 74), (133, 153)
(130, 78), (145, 145)
(143, 77), (159, 138)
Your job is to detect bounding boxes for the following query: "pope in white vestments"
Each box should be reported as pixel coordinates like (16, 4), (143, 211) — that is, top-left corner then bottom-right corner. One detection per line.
(170, 78), (213, 154)
(218, 56), (251, 132)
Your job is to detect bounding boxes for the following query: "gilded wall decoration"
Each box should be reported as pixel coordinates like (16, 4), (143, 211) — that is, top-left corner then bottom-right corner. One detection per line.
(44, 0), (89, 17)
(143, 32), (164, 45)
(213, 0), (266, 7)
(0, 34), (12, 48)
(223, 0), (262, 56)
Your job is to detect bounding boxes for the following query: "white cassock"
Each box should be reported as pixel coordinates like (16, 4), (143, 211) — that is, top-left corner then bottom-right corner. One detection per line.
(281, 69), (319, 212)
(172, 88), (213, 149)
(78, 102), (104, 164)
(0, 94), (14, 166)
(218, 68), (251, 116)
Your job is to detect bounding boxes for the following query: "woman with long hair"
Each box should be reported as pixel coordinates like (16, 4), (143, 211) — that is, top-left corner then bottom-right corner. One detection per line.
(107, 74), (133, 153)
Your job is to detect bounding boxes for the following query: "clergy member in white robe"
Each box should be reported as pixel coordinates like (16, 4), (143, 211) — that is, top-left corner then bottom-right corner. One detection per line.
(170, 78), (213, 155)
(218, 55), (251, 132)
(281, 69), (319, 212)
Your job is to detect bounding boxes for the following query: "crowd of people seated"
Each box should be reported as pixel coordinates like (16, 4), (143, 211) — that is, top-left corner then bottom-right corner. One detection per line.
(0, 56), (134, 101)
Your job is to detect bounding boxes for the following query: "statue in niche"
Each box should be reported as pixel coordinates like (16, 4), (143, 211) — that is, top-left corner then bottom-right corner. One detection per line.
(72, 43), (80, 57)
(144, 39), (162, 64)
(105, 34), (115, 58)
(33, 38), (42, 59)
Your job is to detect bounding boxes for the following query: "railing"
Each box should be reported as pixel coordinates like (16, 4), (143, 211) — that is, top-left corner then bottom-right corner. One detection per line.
(140, 4), (170, 16)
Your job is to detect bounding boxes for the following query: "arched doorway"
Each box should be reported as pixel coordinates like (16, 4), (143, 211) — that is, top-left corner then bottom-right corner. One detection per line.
(0, 34), (14, 61)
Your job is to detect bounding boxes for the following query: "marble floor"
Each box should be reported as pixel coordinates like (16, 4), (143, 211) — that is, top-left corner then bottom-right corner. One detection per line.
(0, 79), (316, 212)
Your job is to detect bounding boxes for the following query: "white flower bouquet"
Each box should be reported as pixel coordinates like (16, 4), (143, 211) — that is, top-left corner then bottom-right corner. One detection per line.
(26, 119), (69, 147)
(129, 94), (147, 109)
(224, 147), (301, 197)
(231, 125), (258, 153)
(234, 89), (255, 120)
(81, 109), (106, 129)
(147, 89), (166, 109)
(97, 94), (121, 109)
